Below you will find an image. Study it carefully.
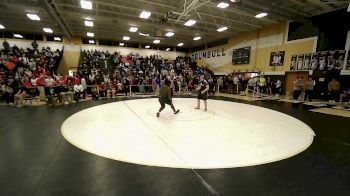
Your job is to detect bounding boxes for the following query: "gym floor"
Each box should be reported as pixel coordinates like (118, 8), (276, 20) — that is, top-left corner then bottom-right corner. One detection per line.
(0, 96), (349, 196)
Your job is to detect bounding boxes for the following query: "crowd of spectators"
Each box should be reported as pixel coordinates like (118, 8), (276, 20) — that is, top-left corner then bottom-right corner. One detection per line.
(77, 50), (216, 97)
(0, 40), (63, 106)
(2, 42), (348, 107)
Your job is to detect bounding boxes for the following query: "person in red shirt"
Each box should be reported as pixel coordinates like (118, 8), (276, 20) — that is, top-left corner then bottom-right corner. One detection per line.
(99, 82), (106, 97)
(22, 78), (33, 88)
(5, 61), (15, 71)
(72, 75), (80, 85)
(36, 74), (46, 101)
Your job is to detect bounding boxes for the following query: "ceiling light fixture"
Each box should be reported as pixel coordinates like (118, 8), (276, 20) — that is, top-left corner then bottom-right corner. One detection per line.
(89, 40), (95, 44)
(193, 36), (201, 41)
(14, 34), (23, 38)
(54, 37), (61, 41)
(139, 32), (149, 37)
(177, 43), (184, 47)
(255, 12), (268, 18)
(123, 36), (130, 40)
(217, 26), (228, 32)
(43, 28), (53, 33)
(217, 2), (229, 8)
(27, 13), (40, 21)
(0, 24), (5, 29)
(80, 0), (92, 9)
(140, 11), (151, 19)
(145, 45), (151, 49)
(129, 27), (138, 32)
(165, 32), (175, 37)
(85, 20), (93, 27)
(230, 0), (236, 2)
(87, 32), (94, 37)
(153, 40), (160, 44)
(119, 43), (125, 46)
(184, 19), (196, 26)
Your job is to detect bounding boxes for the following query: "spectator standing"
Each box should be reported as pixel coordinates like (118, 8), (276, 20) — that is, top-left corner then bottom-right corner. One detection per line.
(36, 74), (46, 101)
(304, 77), (315, 102)
(81, 76), (87, 99)
(258, 75), (266, 94)
(73, 83), (84, 102)
(293, 77), (303, 100)
(276, 79), (282, 96)
(328, 78), (340, 102)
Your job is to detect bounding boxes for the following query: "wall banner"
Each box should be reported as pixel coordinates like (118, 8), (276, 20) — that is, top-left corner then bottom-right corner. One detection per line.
(191, 48), (226, 61)
(270, 51), (285, 66)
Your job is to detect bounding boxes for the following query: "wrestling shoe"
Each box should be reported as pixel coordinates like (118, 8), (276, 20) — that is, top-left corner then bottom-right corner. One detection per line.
(204, 108), (207, 111)
(174, 109), (180, 114)
(194, 107), (200, 109)
(156, 112), (160, 117)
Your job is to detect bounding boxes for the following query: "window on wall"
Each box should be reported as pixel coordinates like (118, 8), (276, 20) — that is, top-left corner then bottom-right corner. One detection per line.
(82, 38), (96, 45)
(287, 21), (318, 41)
(176, 47), (190, 53)
(0, 31), (44, 40)
(47, 35), (63, 42)
(159, 46), (173, 51)
(99, 40), (115, 46)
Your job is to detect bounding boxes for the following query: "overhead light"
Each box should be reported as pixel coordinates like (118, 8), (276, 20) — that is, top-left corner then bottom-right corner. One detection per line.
(89, 40), (95, 44)
(184, 19), (196, 26)
(139, 32), (149, 37)
(177, 43), (184, 47)
(87, 32), (94, 37)
(145, 45), (151, 49)
(80, 0), (92, 9)
(43, 28), (53, 33)
(217, 2), (229, 8)
(230, 0), (236, 2)
(123, 36), (130, 40)
(217, 26), (228, 32)
(85, 20), (93, 27)
(0, 24), (5, 29)
(153, 40), (160, 44)
(129, 27), (138, 32)
(166, 48), (171, 51)
(54, 37), (61, 41)
(140, 11), (151, 19)
(119, 43), (125, 46)
(255, 12), (268, 18)
(165, 32), (175, 37)
(14, 34), (23, 38)
(27, 13), (40, 21)
(193, 36), (201, 41)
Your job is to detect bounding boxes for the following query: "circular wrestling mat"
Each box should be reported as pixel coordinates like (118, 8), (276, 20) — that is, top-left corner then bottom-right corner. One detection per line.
(61, 98), (315, 169)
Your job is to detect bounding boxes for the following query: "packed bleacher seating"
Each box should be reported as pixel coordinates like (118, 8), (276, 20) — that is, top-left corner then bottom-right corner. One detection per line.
(77, 50), (215, 97)
(0, 40), (63, 106)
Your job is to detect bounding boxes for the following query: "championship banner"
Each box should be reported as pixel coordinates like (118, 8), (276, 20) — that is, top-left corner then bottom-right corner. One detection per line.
(303, 53), (312, 70)
(270, 51), (285, 66)
(334, 50), (346, 70)
(317, 51), (328, 71)
(296, 54), (304, 70)
(310, 53), (318, 70)
(290, 54), (297, 70)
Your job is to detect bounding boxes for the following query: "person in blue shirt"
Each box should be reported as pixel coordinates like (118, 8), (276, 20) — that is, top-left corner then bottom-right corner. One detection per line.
(195, 75), (209, 111)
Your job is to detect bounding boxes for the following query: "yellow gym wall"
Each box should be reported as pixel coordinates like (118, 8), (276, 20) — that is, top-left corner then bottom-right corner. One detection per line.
(57, 46), (81, 75)
(191, 21), (317, 74)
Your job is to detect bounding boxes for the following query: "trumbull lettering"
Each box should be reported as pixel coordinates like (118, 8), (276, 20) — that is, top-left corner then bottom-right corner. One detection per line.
(192, 48), (226, 60)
